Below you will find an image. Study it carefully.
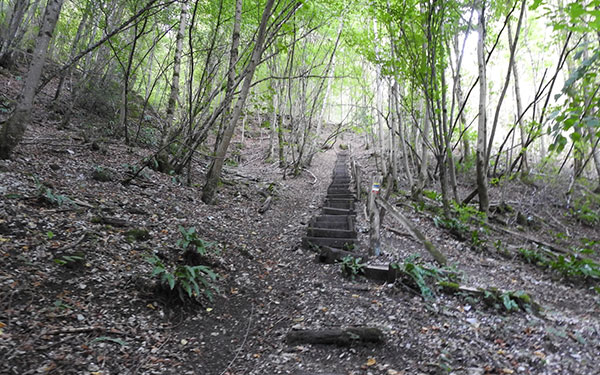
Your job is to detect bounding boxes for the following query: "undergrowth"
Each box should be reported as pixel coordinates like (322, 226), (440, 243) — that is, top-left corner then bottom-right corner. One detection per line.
(146, 226), (219, 302)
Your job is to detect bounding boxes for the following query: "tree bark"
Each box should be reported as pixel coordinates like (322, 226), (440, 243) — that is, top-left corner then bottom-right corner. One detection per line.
(0, 0), (29, 67)
(475, 2), (489, 214)
(507, 20), (529, 176)
(202, 0), (279, 203)
(0, 0), (64, 159)
(286, 327), (383, 346)
(155, 0), (188, 171)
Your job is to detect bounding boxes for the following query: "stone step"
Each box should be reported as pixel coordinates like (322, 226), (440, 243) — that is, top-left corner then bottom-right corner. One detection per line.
(307, 227), (357, 238)
(323, 207), (355, 215)
(302, 236), (358, 250)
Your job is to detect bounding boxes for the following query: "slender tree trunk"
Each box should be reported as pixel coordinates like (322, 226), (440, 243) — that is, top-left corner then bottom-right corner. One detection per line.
(393, 82), (413, 187)
(155, 1), (188, 171)
(0, 0), (29, 67)
(373, 18), (387, 177)
(0, 0), (64, 159)
(202, 0), (277, 203)
(54, 0), (90, 101)
(486, 0), (526, 166)
(476, 1), (489, 213)
(165, 1), (188, 130)
(507, 20), (529, 176)
(442, 70), (459, 202)
(413, 99), (430, 198)
(452, 31), (471, 161)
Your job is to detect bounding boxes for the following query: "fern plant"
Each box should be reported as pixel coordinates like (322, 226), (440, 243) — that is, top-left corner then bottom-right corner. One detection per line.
(146, 254), (218, 301)
(177, 226), (217, 256)
(340, 256), (364, 280)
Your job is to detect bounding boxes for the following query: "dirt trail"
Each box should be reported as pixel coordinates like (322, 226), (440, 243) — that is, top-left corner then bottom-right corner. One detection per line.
(0, 105), (599, 375)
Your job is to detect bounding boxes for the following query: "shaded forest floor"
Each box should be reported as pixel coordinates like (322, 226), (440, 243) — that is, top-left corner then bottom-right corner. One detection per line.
(1, 68), (599, 375)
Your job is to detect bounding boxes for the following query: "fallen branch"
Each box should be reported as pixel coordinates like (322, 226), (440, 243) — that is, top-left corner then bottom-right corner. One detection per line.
(488, 224), (570, 255)
(376, 197), (447, 266)
(383, 225), (414, 240)
(42, 326), (109, 335)
(258, 196), (273, 214)
(303, 167), (318, 185)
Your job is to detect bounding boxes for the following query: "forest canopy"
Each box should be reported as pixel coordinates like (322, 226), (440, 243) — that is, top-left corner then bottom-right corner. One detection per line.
(0, 0), (599, 205)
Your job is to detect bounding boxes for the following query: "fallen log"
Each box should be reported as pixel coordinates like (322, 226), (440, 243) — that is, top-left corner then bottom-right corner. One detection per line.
(376, 197), (447, 266)
(286, 327), (383, 346)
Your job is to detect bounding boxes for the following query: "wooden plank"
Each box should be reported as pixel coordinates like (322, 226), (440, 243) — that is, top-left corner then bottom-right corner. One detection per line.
(302, 237), (357, 249)
(307, 227), (357, 238)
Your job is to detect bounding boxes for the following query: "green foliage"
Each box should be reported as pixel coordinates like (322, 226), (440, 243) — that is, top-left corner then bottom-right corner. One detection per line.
(340, 256), (364, 280)
(550, 255), (600, 279)
(146, 227), (220, 302)
(433, 215), (470, 241)
(519, 247), (600, 280)
(519, 248), (548, 266)
(53, 254), (84, 266)
(53, 299), (73, 311)
(177, 226), (217, 256)
(34, 178), (72, 207)
(423, 189), (442, 202)
(391, 255), (461, 299)
(146, 254), (218, 301)
(90, 336), (129, 347)
(571, 196), (600, 226)
(482, 289), (532, 313)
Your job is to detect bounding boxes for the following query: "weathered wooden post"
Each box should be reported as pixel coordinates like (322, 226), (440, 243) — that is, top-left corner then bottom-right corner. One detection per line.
(368, 175), (382, 256)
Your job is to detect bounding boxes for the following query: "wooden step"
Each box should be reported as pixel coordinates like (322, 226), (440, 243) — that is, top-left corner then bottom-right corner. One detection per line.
(314, 215), (353, 223)
(324, 200), (354, 210)
(322, 207), (355, 215)
(302, 236), (357, 249)
(327, 186), (352, 194)
(307, 227), (357, 238)
(363, 264), (398, 283)
(326, 195), (355, 202)
(309, 219), (350, 230)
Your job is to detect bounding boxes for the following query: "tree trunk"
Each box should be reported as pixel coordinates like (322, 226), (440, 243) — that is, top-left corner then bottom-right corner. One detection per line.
(413, 99), (430, 198)
(393, 82), (413, 187)
(155, 0), (189, 171)
(486, 0), (526, 166)
(0, 0), (64, 159)
(53, 0), (90, 101)
(507, 20), (529, 176)
(0, 0), (29, 67)
(202, 0), (278, 203)
(476, 2), (489, 214)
